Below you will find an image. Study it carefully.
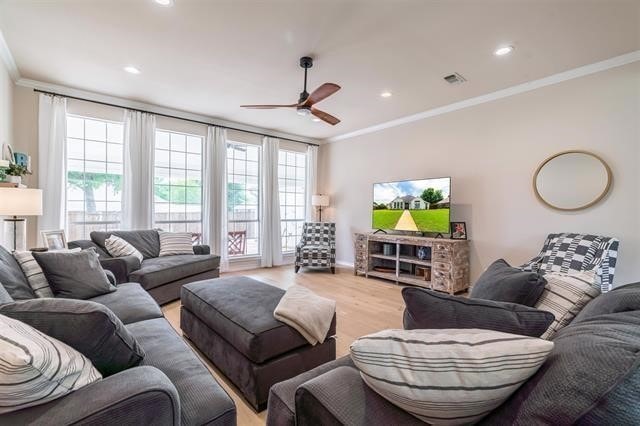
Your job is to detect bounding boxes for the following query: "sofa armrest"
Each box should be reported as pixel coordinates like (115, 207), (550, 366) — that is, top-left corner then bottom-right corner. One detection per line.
(100, 256), (141, 284)
(295, 366), (421, 426)
(67, 239), (111, 258)
(193, 244), (211, 255)
(0, 366), (180, 425)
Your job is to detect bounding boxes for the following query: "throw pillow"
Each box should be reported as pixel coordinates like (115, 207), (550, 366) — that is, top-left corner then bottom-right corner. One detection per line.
(0, 244), (35, 300)
(0, 298), (145, 376)
(573, 282), (640, 324)
(32, 248), (116, 300)
(12, 251), (54, 298)
(402, 287), (555, 337)
(0, 313), (101, 414)
(470, 259), (546, 306)
(534, 270), (600, 339)
(104, 235), (144, 263)
(158, 231), (194, 256)
(480, 310), (640, 425)
(350, 328), (554, 425)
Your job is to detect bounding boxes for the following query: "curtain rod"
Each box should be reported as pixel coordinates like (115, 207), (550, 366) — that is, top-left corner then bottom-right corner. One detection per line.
(33, 89), (319, 147)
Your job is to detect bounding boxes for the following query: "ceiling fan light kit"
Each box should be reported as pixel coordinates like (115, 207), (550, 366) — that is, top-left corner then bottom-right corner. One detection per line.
(241, 56), (341, 125)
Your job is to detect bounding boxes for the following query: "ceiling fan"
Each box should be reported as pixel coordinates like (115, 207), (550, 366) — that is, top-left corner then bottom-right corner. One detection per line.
(241, 56), (341, 125)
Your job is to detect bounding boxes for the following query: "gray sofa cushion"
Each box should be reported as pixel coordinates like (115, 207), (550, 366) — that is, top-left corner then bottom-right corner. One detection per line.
(295, 365), (423, 426)
(129, 255), (220, 290)
(480, 310), (640, 425)
(573, 282), (640, 324)
(91, 230), (161, 259)
(67, 240), (111, 258)
(471, 259), (547, 306)
(267, 355), (355, 426)
(0, 245), (35, 300)
(89, 282), (163, 325)
(126, 318), (236, 425)
(402, 287), (555, 337)
(182, 277), (336, 363)
(33, 248), (116, 299)
(0, 298), (145, 376)
(0, 283), (14, 305)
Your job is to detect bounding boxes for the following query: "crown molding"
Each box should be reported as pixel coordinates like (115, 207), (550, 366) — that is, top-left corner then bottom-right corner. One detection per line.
(0, 29), (20, 81)
(328, 50), (640, 143)
(16, 78), (320, 145)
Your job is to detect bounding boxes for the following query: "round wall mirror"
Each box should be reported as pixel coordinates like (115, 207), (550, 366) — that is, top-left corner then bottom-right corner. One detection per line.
(533, 150), (612, 211)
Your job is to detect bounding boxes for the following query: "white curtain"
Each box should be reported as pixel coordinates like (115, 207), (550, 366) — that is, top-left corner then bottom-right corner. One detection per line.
(122, 110), (156, 230)
(37, 94), (67, 241)
(203, 126), (229, 271)
(260, 137), (283, 267)
(305, 145), (318, 222)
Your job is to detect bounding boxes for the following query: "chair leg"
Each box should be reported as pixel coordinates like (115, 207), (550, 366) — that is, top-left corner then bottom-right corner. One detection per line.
(331, 266), (335, 274)
(295, 265), (300, 273)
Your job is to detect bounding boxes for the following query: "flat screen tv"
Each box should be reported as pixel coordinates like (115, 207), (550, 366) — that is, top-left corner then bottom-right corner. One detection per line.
(372, 177), (451, 233)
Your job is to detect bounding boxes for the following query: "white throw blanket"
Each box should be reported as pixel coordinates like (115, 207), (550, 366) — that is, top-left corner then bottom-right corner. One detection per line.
(274, 285), (336, 346)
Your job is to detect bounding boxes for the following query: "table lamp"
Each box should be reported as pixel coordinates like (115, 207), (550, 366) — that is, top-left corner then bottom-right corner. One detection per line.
(311, 194), (330, 222)
(0, 188), (43, 251)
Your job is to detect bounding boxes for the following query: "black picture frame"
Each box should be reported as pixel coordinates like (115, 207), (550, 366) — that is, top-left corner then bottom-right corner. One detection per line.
(450, 222), (467, 240)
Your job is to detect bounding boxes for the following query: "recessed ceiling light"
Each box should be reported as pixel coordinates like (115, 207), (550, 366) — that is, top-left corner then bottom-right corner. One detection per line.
(494, 45), (514, 56)
(380, 91), (392, 98)
(312, 117), (322, 122)
(154, 0), (174, 6)
(123, 66), (141, 74)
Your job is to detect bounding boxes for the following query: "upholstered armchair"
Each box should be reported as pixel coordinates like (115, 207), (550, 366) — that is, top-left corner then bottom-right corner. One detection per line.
(295, 222), (336, 274)
(520, 233), (620, 292)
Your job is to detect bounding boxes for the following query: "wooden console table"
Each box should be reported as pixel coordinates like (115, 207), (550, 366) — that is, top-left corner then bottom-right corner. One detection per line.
(354, 233), (470, 294)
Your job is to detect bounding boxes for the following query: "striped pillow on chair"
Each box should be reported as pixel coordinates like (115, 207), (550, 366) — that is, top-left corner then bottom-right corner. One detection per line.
(350, 328), (553, 425)
(158, 231), (194, 257)
(105, 235), (144, 262)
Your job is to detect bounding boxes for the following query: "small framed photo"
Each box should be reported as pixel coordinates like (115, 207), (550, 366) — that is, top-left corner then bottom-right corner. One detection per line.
(450, 222), (467, 240)
(41, 230), (67, 251)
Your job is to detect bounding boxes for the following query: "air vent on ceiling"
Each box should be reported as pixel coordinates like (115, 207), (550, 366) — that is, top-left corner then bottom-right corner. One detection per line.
(443, 73), (467, 85)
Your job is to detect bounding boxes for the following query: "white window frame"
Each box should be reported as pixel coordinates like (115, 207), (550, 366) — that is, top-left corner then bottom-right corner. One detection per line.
(65, 114), (124, 240)
(279, 149), (307, 253)
(153, 129), (204, 239)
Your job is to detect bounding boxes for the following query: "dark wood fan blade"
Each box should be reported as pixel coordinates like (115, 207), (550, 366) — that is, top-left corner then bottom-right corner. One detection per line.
(240, 104), (298, 109)
(311, 107), (340, 125)
(302, 83), (341, 106)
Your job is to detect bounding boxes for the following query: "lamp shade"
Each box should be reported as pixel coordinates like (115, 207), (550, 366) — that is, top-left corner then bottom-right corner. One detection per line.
(312, 194), (330, 207)
(0, 188), (43, 216)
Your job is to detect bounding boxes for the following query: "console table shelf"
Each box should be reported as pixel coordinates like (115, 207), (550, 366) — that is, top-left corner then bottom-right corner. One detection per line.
(354, 233), (470, 294)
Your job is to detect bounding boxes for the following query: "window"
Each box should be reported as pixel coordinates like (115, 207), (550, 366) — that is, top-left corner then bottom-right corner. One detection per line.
(66, 115), (124, 241)
(279, 150), (306, 252)
(227, 141), (260, 256)
(154, 130), (203, 240)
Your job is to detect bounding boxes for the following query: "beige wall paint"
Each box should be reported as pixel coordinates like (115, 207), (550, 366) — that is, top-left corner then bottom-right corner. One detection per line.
(319, 62), (640, 286)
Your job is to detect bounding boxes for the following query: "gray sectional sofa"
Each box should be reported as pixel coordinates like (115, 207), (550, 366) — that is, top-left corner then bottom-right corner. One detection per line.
(267, 283), (640, 425)
(69, 230), (220, 304)
(0, 245), (236, 425)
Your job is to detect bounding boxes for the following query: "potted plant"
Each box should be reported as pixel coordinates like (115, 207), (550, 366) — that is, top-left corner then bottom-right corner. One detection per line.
(5, 163), (29, 185)
(0, 168), (6, 182)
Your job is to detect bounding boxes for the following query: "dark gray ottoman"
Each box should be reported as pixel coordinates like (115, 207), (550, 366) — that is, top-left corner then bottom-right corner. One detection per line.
(180, 276), (337, 411)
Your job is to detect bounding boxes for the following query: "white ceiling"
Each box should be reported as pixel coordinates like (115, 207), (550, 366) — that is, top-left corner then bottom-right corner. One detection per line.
(1, 0), (639, 140)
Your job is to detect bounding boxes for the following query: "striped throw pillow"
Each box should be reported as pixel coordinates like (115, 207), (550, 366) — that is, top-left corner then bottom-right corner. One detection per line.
(350, 328), (554, 425)
(13, 251), (53, 298)
(105, 235), (144, 262)
(0, 313), (101, 414)
(535, 270), (600, 340)
(158, 231), (194, 257)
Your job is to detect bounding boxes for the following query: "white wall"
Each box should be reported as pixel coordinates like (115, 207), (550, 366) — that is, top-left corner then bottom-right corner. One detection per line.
(319, 62), (640, 286)
(0, 57), (12, 149)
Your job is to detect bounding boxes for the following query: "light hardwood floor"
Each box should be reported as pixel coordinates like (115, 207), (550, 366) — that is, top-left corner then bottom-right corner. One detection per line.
(162, 265), (405, 426)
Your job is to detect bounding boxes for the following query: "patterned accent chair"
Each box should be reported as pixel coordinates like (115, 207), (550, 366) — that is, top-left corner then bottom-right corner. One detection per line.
(295, 222), (336, 274)
(520, 233), (620, 292)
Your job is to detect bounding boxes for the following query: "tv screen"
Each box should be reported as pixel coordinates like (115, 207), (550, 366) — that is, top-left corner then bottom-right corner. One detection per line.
(372, 177), (451, 233)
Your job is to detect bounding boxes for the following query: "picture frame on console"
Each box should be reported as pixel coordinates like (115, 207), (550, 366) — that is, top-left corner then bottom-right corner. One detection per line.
(41, 229), (67, 250)
(450, 222), (467, 240)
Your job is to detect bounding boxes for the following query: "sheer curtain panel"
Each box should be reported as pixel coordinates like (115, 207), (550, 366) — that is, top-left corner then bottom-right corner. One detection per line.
(261, 137), (283, 267)
(122, 110), (156, 230)
(37, 94), (67, 240)
(203, 126), (229, 271)
(305, 145), (318, 222)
